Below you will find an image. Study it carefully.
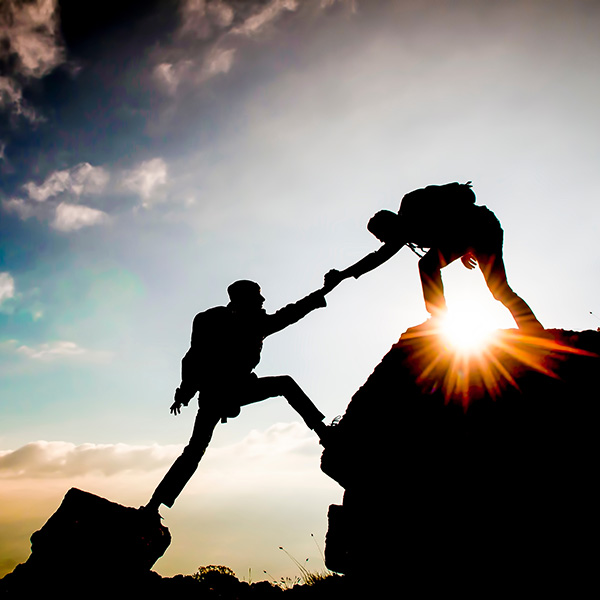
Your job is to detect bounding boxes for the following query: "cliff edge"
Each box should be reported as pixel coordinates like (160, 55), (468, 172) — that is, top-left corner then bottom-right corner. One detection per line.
(321, 326), (598, 594)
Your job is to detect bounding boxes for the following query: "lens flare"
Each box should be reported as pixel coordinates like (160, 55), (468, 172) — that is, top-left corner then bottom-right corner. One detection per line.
(439, 307), (496, 353)
(399, 314), (591, 410)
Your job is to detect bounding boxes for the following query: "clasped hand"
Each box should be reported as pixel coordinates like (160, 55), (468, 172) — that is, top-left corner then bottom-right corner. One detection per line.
(323, 269), (344, 293)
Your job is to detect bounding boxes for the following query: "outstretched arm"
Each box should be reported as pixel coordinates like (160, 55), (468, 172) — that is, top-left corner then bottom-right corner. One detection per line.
(264, 288), (327, 337)
(323, 240), (405, 292)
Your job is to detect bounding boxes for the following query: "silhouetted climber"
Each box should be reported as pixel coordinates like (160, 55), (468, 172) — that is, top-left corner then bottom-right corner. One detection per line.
(144, 280), (331, 514)
(325, 182), (543, 331)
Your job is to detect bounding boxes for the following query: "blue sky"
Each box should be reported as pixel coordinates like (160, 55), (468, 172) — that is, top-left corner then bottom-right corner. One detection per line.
(1, 0), (600, 580)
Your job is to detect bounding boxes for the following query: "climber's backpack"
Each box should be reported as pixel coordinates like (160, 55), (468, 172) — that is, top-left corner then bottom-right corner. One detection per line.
(399, 181), (476, 254)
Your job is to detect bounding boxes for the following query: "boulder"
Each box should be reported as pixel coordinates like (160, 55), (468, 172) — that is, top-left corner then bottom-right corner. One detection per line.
(1, 488), (170, 594)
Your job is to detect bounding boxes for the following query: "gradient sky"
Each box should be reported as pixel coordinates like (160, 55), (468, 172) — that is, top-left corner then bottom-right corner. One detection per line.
(1, 0), (599, 581)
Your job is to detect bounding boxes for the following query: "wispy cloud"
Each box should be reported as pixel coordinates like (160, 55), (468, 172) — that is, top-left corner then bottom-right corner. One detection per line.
(179, 0), (236, 39)
(52, 202), (110, 231)
(16, 340), (85, 359)
(0, 76), (41, 123)
(230, 0), (299, 37)
(2, 162), (110, 230)
(2, 156), (179, 228)
(1, 197), (37, 220)
(23, 162), (110, 202)
(0, 424), (319, 480)
(0, 426), (336, 579)
(1, 339), (111, 363)
(0, 272), (16, 311)
(0, 0), (65, 78)
(0, 0), (65, 122)
(0, 440), (180, 478)
(152, 0), (357, 94)
(0, 275), (43, 320)
(121, 157), (168, 207)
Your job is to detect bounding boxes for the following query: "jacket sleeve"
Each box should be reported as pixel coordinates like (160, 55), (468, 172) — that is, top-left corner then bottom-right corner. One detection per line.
(176, 348), (199, 404)
(263, 290), (327, 337)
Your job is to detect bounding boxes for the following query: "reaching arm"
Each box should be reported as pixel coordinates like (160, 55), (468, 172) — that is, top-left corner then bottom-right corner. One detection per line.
(324, 240), (405, 292)
(263, 289), (327, 337)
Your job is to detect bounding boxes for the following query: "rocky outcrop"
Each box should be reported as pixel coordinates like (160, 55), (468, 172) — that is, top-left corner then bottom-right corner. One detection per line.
(321, 326), (598, 594)
(1, 488), (170, 594)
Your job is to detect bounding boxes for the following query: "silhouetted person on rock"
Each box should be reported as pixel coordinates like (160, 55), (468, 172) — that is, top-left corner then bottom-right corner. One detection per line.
(325, 182), (543, 331)
(144, 280), (331, 514)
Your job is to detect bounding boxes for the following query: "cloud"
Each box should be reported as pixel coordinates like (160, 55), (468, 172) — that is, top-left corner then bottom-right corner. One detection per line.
(0, 272), (15, 306)
(220, 422), (318, 460)
(1, 197), (38, 220)
(0, 427), (337, 579)
(151, 0), (305, 94)
(153, 46), (236, 94)
(204, 45), (236, 76)
(150, 0), (358, 102)
(51, 202), (109, 231)
(121, 157), (168, 206)
(153, 60), (194, 95)
(22, 162), (110, 202)
(179, 0), (235, 39)
(2, 162), (110, 230)
(230, 0), (299, 37)
(2, 157), (177, 227)
(0, 440), (180, 478)
(0, 0), (65, 122)
(15, 340), (84, 360)
(0, 0), (64, 78)
(12, 340), (112, 363)
(0, 75), (41, 123)
(0, 272), (21, 316)
(0, 276), (44, 320)
(0, 424), (318, 480)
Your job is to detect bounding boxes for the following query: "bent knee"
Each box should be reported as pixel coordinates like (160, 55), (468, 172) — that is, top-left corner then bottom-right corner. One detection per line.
(276, 374), (298, 392)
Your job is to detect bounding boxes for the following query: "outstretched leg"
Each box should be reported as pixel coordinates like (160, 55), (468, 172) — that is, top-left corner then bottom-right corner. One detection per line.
(146, 404), (221, 510)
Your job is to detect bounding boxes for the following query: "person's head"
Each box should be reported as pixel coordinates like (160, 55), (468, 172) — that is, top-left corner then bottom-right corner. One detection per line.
(367, 210), (399, 243)
(227, 280), (265, 311)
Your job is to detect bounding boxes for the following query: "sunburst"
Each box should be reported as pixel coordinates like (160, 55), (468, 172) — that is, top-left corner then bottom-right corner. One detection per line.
(400, 313), (593, 410)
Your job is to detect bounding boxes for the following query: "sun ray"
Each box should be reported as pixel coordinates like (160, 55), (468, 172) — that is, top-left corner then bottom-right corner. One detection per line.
(397, 311), (597, 410)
